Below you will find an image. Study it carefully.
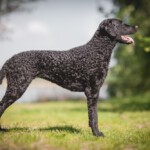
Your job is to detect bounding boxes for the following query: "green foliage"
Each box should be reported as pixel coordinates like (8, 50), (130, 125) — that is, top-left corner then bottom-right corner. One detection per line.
(107, 0), (150, 97)
(0, 94), (150, 150)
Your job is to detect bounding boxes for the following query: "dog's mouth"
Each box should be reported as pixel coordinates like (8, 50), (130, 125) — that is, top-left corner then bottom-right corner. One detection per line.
(121, 35), (134, 44)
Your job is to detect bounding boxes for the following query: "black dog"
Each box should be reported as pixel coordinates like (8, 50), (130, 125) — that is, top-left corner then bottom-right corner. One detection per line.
(0, 18), (137, 136)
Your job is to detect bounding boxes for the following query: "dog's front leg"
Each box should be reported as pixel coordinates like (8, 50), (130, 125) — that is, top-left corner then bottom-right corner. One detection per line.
(85, 87), (104, 137)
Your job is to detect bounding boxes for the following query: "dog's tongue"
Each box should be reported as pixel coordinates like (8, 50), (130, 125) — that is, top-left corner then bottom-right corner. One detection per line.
(121, 35), (134, 44)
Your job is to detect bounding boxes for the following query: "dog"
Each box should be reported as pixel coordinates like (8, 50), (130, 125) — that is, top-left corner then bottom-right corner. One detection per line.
(0, 18), (138, 136)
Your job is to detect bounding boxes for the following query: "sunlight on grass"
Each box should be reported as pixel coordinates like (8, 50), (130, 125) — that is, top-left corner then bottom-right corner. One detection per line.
(0, 94), (150, 150)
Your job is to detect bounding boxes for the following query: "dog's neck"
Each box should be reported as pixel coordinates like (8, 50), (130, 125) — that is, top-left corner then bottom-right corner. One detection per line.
(87, 28), (117, 60)
(88, 29), (117, 49)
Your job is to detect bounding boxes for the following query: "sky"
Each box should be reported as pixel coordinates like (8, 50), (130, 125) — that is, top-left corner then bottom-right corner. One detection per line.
(0, 0), (115, 101)
(0, 0), (115, 66)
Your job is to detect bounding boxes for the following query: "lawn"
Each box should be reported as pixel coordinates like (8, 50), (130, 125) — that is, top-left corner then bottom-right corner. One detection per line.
(0, 93), (150, 150)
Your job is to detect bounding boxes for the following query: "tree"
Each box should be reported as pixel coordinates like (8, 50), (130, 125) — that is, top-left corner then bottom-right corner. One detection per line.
(107, 0), (150, 97)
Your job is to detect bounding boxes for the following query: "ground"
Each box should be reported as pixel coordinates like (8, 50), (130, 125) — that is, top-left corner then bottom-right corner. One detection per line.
(0, 93), (150, 150)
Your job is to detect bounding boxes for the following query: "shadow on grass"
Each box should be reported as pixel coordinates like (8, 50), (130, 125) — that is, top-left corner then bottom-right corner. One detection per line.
(0, 125), (81, 134)
(39, 126), (81, 133)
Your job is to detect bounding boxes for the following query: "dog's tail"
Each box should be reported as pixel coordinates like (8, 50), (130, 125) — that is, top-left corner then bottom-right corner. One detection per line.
(0, 66), (7, 85)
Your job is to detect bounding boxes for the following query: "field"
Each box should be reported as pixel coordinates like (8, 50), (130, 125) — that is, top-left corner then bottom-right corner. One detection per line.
(0, 93), (150, 150)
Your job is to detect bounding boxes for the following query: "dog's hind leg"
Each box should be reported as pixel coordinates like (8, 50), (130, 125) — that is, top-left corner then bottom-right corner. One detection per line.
(0, 76), (33, 129)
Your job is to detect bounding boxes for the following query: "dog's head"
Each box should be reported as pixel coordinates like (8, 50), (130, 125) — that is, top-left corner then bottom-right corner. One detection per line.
(100, 18), (138, 44)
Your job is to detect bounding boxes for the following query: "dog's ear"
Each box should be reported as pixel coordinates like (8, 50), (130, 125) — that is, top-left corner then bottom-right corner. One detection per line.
(100, 20), (116, 37)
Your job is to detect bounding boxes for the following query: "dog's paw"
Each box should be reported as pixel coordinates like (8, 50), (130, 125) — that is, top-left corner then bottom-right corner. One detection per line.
(93, 131), (105, 137)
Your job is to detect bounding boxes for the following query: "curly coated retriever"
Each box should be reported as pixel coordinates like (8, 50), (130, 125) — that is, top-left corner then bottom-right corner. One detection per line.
(0, 18), (138, 136)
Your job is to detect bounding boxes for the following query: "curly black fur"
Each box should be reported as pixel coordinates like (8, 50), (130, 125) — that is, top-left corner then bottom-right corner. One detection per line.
(0, 18), (137, 136)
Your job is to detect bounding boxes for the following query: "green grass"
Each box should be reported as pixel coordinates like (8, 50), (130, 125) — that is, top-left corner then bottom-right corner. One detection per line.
(0, 93), (150, 150)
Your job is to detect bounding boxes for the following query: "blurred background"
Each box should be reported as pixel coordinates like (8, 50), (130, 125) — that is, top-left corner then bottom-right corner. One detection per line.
(0, 0), (149, 102)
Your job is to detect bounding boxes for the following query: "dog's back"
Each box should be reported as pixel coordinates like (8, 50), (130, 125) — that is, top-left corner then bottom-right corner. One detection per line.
(4, 43), (105, 92)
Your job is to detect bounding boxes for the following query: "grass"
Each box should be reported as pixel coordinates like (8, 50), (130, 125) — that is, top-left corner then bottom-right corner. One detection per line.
(0, 93), (150, 150)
